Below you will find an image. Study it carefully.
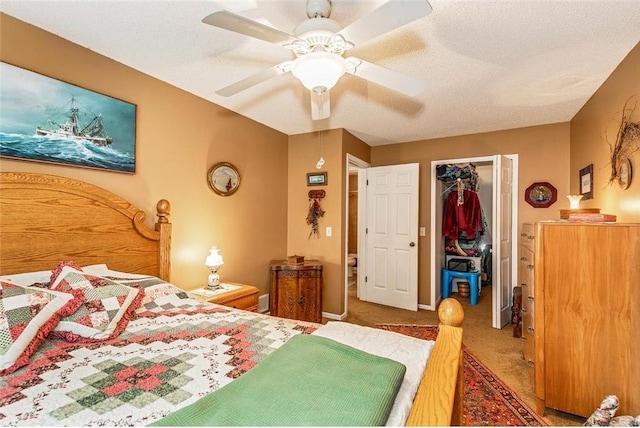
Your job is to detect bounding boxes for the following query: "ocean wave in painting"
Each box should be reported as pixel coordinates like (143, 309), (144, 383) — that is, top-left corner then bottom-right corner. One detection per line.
(0, 132), (134, 173)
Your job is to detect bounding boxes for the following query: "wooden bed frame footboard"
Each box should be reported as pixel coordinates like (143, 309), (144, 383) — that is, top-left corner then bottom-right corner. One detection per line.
(0, 171), (463, 426)
(0, 172), (171, 280)
(408, 298), (465, 426)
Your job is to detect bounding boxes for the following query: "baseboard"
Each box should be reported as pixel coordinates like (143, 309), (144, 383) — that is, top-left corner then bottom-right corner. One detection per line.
(258, 293), (269, 313)
(322, 311), (346, 321)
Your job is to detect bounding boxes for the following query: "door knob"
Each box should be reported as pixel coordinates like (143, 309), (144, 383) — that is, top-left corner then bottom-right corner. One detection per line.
(409, 242), (415, 247)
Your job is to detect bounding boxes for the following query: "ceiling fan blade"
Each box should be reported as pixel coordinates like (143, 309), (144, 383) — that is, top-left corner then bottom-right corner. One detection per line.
(216, 62), (290, 97)
(347, 57), (426, 96)
(337, 0), (432, 46)
(311, 91), (330, 120)
(202, 10), (301, 45)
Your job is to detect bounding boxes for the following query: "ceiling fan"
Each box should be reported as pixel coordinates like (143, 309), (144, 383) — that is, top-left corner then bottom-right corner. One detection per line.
(202, 0), (432, 120)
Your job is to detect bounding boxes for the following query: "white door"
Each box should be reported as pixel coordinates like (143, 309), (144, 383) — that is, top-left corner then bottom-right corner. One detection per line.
(492, 155), (513, 328)
(359, 163), (419, 311)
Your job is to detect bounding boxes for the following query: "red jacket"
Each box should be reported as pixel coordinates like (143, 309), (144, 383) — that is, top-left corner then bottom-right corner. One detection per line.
(442, 189), (483, 240)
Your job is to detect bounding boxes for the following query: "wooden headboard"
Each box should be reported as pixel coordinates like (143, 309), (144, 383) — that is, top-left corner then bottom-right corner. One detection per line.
(0, 172), (171, 280)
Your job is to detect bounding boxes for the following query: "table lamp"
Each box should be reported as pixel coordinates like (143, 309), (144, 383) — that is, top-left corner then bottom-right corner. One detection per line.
(205, 246), (224, 289)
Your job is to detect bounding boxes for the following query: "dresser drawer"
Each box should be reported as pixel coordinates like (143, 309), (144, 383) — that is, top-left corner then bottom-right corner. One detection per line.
(519, 248), (534, 293)
(521, 223), (535, 251)
(522, 313), (536, 387)
(202, 283), (260, 312)
(217, 292), (258, 311)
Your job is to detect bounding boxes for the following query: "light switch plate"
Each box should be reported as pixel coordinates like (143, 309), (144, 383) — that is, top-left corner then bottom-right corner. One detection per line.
(326, 226), (332, 237)
(419, 227), (426, 236)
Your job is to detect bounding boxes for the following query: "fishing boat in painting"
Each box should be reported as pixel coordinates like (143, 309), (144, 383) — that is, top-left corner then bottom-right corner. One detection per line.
(36, 97), (113, 147)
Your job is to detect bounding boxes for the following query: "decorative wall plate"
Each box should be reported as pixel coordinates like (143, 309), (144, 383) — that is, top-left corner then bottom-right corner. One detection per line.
(207, 162), (240, 196)
(617, 157), (632, 190)
(525, 182), (557, 208)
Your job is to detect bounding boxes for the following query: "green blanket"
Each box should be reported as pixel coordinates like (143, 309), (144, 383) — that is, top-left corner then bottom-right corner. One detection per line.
(151, 334), (406, 426)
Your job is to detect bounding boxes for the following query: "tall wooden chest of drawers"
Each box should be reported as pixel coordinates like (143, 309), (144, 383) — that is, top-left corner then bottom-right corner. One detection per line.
(531, 222), (639, 418)
(269, 260), (323, 323)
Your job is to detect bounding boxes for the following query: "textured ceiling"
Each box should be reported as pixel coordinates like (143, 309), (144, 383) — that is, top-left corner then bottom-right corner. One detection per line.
(2, 0), (639, 146)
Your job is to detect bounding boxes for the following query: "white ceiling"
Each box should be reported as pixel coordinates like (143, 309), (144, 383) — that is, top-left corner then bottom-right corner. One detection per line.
(2, 0), (640, 146)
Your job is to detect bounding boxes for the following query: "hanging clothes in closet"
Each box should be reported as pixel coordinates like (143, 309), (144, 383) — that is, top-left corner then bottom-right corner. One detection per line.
(438, 163), (487, 257)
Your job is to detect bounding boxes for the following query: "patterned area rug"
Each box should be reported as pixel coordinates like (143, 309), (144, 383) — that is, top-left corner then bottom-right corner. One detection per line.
(377, 324), (548, 427)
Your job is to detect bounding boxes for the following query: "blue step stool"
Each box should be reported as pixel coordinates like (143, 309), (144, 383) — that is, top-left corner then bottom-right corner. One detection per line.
(441, 268), (481, 305)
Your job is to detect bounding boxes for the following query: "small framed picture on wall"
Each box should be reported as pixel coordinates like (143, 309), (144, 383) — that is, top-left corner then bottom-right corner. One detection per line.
(579, 164), (593, 200)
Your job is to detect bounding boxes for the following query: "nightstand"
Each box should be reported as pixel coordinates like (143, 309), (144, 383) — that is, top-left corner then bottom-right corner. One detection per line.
(191, 283), (259, 312)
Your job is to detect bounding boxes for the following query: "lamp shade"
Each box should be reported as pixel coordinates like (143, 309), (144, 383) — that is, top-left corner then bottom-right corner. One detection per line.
(205, 246), (224, 268)
(566, 195), (583, 209)
(291, 51), (347, 93)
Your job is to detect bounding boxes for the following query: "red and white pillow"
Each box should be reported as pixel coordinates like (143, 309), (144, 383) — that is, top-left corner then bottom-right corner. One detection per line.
(0, 261), (145, 373)
(0, 280), (83, 375)
(48, 265), (144, 341)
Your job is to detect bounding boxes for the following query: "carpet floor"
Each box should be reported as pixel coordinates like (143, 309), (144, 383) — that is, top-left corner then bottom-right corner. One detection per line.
(377, 324), (548, 427)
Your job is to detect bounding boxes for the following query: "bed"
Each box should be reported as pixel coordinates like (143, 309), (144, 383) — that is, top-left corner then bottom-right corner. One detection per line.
(0, 171), (464, 426)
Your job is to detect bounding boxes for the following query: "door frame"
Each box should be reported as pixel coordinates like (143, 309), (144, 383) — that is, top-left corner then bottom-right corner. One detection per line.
(343, 153), (370, 318)
(428, 155), (518, 327)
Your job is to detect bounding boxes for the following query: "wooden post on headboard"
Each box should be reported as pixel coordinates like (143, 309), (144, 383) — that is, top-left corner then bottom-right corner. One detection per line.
(155, 199), (172, 282)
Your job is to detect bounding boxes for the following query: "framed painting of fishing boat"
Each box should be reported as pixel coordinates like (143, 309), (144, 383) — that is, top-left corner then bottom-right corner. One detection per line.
(0, 62), (136, 173)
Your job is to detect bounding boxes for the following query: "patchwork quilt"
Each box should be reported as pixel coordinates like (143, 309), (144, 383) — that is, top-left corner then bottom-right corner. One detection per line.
(0, 277), (318, 426)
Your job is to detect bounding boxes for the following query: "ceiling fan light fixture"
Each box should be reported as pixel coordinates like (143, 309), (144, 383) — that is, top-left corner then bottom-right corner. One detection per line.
(291, 51), (346, 93)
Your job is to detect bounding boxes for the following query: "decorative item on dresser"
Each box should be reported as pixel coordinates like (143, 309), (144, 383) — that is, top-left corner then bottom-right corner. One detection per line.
(530, 222), (639, 418)
(559, 194), (601, 219)
(270, 259), (323, 323)
(191, 283), (259, 312)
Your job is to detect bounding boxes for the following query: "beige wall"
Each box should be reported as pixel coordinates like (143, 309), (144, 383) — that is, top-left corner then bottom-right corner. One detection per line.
(0, 14), (289, 295)
(570, 42), (640, 222)
(286, 129), (370, 316)
(371, 123), (571, 307)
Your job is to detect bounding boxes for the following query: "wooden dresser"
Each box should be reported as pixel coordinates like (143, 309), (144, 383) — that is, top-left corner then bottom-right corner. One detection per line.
(270, 260), (323, 323)
(519, 223), (535, 386)
(531, 222), (639, 417)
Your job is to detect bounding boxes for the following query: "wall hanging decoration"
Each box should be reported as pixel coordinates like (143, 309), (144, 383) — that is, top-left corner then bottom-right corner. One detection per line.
(306, 189), (326, 238)
(605, 96), (639, 186)
(0, 62), (136, 173)
(617, 157), (632, 190)
(207, 162), (240, 196)
(580, 164), (594, 200)
(307, 171), (327, 186)
(524, 182), (557, 208)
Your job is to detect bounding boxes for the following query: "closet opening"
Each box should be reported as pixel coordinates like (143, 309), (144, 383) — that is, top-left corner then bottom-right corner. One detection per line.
(430, 155), (518, 329)
(439, 162), (493, 301)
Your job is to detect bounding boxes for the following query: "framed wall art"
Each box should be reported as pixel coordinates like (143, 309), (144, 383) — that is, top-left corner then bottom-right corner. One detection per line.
(207, 162), (240, 196)
(307, 172), (327, 186)
(525, 182), (557, 208)
(579, 164), (594, 200)
(617, 157), (632, 190)
(0, 62), (136, 173)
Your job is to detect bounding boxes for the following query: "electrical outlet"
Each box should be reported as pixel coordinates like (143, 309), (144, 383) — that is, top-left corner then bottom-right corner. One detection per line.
(419, 227), (426, 236)
(326, 226), (332, 237)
